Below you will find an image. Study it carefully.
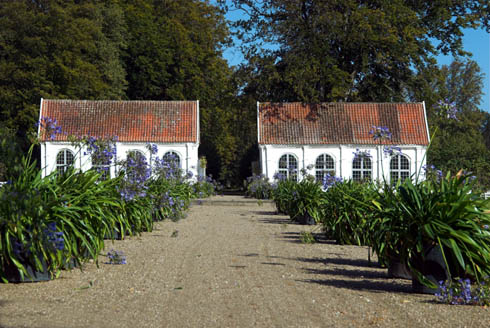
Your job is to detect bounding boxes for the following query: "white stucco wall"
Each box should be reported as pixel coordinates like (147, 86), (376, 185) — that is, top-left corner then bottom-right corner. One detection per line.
(41, 141), (199, 179)
(259, 144), (427, 183)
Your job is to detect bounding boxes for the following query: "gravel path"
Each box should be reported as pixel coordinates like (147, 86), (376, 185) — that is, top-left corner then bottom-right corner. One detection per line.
(0, 196), (488, 328)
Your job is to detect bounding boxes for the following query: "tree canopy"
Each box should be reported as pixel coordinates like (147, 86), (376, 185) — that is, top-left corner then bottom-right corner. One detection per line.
(222, 0), (489, 103)
(0, 0), (489, 187)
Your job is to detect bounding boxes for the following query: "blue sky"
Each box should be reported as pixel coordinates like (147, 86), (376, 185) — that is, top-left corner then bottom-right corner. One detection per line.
(435, 28), (489, 112)
(220, 4), (489, 112)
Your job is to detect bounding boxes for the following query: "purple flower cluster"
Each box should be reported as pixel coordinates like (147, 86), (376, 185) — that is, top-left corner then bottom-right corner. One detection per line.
(37, 116), (62, 140)
(158, 191), (186, 218)
(435, 100), (459, 120)
(118, 152), (151, 201)
(369, 126), (392, 141)
(192, 175), (218, 198)
(147, 143), (158, 155)
(353, 149), (372, 161)
(84, 136), (117, 166)
(154, 154), (181, 180)
(273, 172), (286, 181)
(246, 174), (273, 199)
(435, 279), (488, 305)
(107, 249), (126, 264)
(423, 164), (443, 181)
(197, 175), (214, 183)
(45, 222), (64, 251)
(322, 173), (343, 190)
(383, 145), (402, 157)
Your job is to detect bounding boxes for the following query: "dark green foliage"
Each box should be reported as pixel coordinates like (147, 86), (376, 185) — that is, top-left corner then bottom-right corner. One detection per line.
(0, 125), (23, 181)
(0, 144), (207, 282)
(245, 174), (273, 199)
(271, 179), (298, 216)
(288, 179), (325, 224)
(224, 0), (490, 103)
(321, 180), (379, 246)
(372, 174), (490, 288)
(270, 177), (325, 224)
(412, 58), (490, 189)
(0, 0), (127, 148)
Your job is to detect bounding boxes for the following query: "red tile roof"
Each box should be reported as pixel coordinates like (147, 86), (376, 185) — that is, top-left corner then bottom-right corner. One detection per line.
(258, 102), (429, 145)
(39, 99), (198, 143)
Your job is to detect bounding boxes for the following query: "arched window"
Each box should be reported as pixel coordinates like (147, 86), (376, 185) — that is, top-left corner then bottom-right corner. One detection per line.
(278, 154), (298, 181)
(56, 149), (74, 174)
(125, 150), (148, 181)
(127, 150), (146, 162)
(315, 154), (335, 182)
(352, 156), (372, 181)
(390, 154), (410, 182)
(163, 151), (181, 169)
(92, 154), (111, 180)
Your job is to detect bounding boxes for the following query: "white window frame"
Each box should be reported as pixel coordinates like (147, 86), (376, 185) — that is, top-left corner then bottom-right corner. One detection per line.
(163, 150), (181, 169)
(352, 156), (372, 181)
(91, 155), (111, 180)
(315, 154), (335, 182)
(56, 149), (75, 174)
(390, 153), (410, 183)
(278, 153), (298, 181)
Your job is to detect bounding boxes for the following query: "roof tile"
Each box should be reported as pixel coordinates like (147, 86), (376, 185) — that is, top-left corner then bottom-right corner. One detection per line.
(258, 102), (429, 145)
(39, 100), (198, 143)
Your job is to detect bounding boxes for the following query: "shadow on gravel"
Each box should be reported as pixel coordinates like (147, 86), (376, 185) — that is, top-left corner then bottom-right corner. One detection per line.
(298, 278), (412, 294)
(303, 267), (387, 279)
(258, 217), (293, 225)
(239, 253), (260, 257)
(279, 232), (335, 244)
(296, 256), (379, 268)
(261, 262), (286, 266)
(252, 211), (278, 216)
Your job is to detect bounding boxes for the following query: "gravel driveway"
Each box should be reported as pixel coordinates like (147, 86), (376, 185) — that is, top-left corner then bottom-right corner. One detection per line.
(0, 196), (488, 328)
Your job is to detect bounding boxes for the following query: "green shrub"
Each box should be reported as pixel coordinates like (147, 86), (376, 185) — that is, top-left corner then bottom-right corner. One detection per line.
(288, 179), (325, 224)
(320, 180), (379, 245)
(372, 172), (490, 288)
(245, 174), (273, 199)
(271, 178), (298, 216)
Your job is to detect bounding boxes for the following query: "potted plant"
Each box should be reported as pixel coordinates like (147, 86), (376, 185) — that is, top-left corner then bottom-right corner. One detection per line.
(372, 171), (490, 293)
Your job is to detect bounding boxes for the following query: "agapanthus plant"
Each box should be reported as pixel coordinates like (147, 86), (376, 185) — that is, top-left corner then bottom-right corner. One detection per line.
(435, 278), (490, 306)
(383, 145), (402, 157)
(36, 116), (63, 140)
(369, 125), (392, 141)
(435, 99), (459, 120)
(322, 173), (343, 190)
(353, 149), (372, 161)
(245, 174), (273, 199)
(82, 136), (118, 179)
(422, 164), (443, 182)
(117, 151), (151, 201)
(106, 249), (126, 265)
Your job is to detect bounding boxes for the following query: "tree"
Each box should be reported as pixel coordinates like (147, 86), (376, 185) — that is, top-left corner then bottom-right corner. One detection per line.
(412, 58), (490, 189)
(121, 0), (240, 183)
(0, 0), (127, 149)
(222, 0), (490, 103)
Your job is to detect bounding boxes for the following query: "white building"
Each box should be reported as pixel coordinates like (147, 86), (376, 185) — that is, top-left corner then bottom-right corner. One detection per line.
(38, 99), (200, 178)
(257, 102), (430, 183)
